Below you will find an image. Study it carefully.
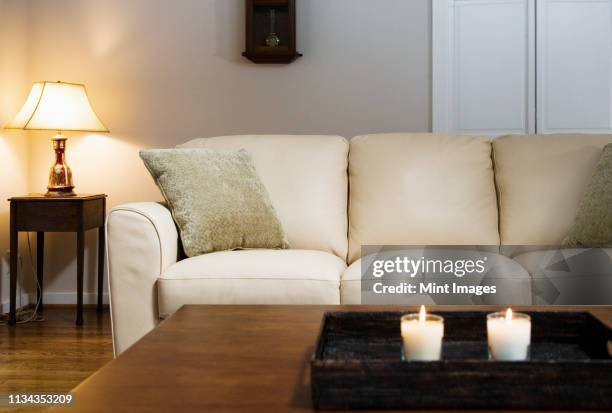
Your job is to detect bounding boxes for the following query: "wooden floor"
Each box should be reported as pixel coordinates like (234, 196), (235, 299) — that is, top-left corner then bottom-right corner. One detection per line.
(0, 307), (113, 393)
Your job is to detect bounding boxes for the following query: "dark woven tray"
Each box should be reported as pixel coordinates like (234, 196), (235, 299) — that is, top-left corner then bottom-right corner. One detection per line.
(311, 311), (612, 410)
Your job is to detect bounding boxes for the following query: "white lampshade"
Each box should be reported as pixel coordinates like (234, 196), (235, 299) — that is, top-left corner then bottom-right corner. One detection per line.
(5, 81), (109, 132)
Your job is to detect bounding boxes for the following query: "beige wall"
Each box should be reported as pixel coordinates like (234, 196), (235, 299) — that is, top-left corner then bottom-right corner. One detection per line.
(13, 0), (432, 301)
(0, 0), (31, 310)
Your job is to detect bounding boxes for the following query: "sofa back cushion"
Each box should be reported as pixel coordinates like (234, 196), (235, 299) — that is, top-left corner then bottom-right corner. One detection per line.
(347, 133), (500, 263)
(493, 134), (612, 246)
(178, 135), (349, 260)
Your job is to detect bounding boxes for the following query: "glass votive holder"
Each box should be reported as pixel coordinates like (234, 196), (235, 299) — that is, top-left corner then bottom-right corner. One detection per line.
(401, 308), (444, 361)
(487, 309), (531, 361)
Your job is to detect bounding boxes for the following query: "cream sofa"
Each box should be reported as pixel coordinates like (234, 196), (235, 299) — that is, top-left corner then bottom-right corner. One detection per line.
(106, 133), (612, 355)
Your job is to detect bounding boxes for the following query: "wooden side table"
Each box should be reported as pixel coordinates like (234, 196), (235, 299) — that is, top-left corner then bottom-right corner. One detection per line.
(8, 194), (107, 325)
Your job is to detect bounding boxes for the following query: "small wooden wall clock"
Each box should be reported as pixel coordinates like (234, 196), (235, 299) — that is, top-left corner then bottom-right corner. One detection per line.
(242, 0), (302, 64)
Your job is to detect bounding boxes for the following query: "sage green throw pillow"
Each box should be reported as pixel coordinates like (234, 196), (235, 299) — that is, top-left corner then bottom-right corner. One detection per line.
(564, 143), (612, 247)
(140, 148), (289, 257)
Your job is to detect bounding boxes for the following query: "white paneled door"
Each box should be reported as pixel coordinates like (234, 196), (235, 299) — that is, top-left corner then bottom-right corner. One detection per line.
(433, 0), (612, 134)
(537, 0), (612, 133)
(433, 0), (536, 135)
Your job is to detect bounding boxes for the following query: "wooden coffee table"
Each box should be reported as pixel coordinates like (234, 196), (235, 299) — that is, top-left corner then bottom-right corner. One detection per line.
(51, 305), (612, 412)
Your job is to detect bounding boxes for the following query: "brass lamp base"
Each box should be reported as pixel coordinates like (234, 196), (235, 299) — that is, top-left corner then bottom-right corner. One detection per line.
(46, 135), (76, 197)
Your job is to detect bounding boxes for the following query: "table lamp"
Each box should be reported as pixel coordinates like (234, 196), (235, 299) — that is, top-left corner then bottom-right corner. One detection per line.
(4, 81), (109, 196)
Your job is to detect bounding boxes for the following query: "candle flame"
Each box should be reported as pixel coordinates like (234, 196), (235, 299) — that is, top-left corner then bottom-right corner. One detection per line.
(419, 305), (426, 322)
(505, 308), (513, 320)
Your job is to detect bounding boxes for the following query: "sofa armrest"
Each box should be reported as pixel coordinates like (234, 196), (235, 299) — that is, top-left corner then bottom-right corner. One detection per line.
(106, 202), (179, 356)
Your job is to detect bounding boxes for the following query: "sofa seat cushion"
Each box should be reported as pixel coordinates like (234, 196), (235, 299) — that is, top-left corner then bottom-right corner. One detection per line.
(341, 258), (437, 305)
(342, 252), (532, 305)
(340, 258), (361, 305)
(158, 249), (345, 317)
(513, 248), (612, 305)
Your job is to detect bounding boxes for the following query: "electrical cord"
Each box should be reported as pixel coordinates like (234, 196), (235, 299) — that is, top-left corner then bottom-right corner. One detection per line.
(0, 232), (45, 324)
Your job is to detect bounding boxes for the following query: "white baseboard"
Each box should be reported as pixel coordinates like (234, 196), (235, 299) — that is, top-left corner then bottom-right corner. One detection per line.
(1, 293), (30, 313)
(1, 292), (109, 313)
(36, 292), (109, 305)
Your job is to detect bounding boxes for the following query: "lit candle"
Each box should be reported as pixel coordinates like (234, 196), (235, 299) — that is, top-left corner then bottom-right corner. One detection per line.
(401, 305), (444, 361)
(487, 308), (531, 361)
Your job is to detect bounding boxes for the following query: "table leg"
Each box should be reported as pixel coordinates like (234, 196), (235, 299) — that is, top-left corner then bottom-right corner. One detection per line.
(9, 204), (17, 325)
(76, 231), (84, 326)
(36, 232), (44, 313)
(97, 226), (105, 312)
